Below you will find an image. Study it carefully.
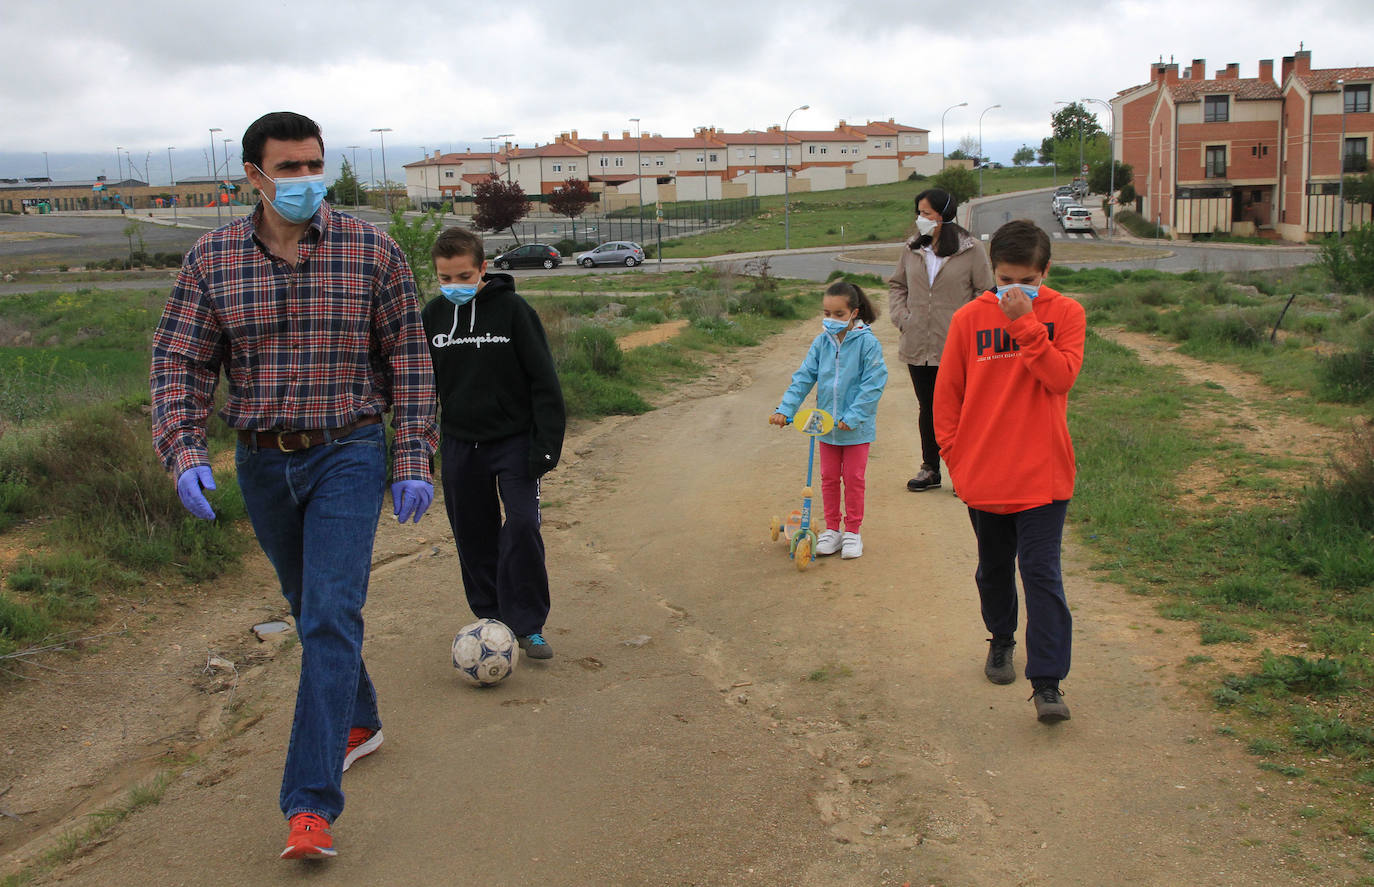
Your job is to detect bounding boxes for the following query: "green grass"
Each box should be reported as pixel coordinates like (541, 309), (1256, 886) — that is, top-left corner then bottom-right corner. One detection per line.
(639, 169), (1056, 258)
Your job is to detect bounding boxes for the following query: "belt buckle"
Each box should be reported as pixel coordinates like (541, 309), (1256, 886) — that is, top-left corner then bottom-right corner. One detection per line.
(277, 431), (309, 452)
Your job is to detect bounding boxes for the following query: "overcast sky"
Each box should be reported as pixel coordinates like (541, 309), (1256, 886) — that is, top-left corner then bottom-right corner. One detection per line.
(2, 0), (1369, 183)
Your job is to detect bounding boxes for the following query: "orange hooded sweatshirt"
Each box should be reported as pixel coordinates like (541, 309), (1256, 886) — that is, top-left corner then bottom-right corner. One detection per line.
(933, 285), (1086, 514)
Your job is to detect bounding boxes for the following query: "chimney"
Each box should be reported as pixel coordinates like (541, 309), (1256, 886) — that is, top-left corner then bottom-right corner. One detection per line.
(1224, 62), (1240, 79)
(1259, 59), (1274, 83)
(602, 131), (609, 140)
(621, 130), (631, 140)
(1282, 55), (1295, 83)
(570, 129), (578, 141)
(1294, 49), (1311, 74)
(767, 124), (781, 133)
(558, 131), (569, 143)
(1163, 63), (1179, 83)
(1191, 58), (1206, 80)
(888, 117), (895, 124)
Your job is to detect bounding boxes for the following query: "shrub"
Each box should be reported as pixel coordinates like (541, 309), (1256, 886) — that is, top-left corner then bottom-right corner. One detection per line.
(1317, 224), (1374, 296)
(631, 307), (667, 324)
(569, 326), (622, 376)
(1116, 210), (1166, 239)
(1317, 337), (1374, 402)
(1170, 311), (1262, 348)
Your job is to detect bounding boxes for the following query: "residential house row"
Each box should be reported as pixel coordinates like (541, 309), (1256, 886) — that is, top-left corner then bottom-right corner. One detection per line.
(401, 119), (941, 211)
(1112, 48), (1373, 242)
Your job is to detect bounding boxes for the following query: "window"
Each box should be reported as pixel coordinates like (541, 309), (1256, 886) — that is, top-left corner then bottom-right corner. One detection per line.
(1344, 84), (1371, 114)
(568, 163), (577, 172)
(886, 140), (894, 148)
(808, 145), (816, 154)
(820, 147), (828, 155)
(599, 157), (609, 168)
(1205, 145), (1226, 178)
(709, 153), (718, 162)
(552, 162), (562, 173)
(1346, 137), (1369, 173)
(614, 157), (624, 167)
(655, 158), (664, 166)
(1204, 95), (1229, 122)
(444, 171), (454, 178)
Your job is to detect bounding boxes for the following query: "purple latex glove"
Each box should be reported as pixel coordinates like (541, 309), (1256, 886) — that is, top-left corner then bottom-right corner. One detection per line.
(176, 465), (217, 521)
(392, 480), (433, 524)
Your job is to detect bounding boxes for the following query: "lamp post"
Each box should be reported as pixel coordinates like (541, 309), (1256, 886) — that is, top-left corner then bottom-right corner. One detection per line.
(368, 148), (375, 198)
(1083, 97), (1117, 235)
(167, 147), (177, 222)
(115, 146), (124, 184)
(483, 133), (513, 179)
(222, 138), (234, 218)
(978, 104), (1001, 197)
(630, 117), (642, 242)
(421, 145), (430, 211)
(1338, 78), (1347, 237)
(941, 102), (967, 171)
(702, 144), (711, 227)
(208, 128), (222, 225)
(784, 103), (809, 250)
(346, 145), (360, 206)
(371, 128), (393, 213)
(42, 151), (52, 212)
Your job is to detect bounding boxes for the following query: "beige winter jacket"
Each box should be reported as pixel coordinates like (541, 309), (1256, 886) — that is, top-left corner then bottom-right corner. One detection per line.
(887, 232), (994, 366)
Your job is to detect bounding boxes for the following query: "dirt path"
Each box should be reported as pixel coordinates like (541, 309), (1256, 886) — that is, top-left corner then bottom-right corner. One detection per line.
(3, 320), (1366, 885)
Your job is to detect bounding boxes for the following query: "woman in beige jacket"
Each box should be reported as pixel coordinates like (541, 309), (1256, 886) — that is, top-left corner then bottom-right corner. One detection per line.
(887, 188), (993, 492)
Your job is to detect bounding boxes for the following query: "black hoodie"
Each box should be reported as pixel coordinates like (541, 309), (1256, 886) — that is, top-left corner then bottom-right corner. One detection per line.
(420, 273), (565, 477)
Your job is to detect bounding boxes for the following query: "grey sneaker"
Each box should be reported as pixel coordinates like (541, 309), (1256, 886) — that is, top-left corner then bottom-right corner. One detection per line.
(518, 633), (553, 660)
(1030, 684), (1071, 722)
(984, 636), (1016, 684)
(815, 529), (842, 556)
(906, 465), (942, 492)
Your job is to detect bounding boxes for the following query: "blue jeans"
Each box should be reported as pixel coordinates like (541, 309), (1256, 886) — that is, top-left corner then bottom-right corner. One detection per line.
(967, 500), (1073, 683)
(235, 422), (387, 823)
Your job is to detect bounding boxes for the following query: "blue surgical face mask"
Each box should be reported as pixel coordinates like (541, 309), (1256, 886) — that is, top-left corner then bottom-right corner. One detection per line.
(995, 283), (1041, 301)
(822, 317), (851, 335)
(440, 284), (478, 306)
(255, 164), (326, 223)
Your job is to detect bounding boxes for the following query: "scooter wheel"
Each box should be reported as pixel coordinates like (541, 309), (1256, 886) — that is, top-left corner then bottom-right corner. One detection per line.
(769, 515), (781, 542)
(794, 533), (814, 571)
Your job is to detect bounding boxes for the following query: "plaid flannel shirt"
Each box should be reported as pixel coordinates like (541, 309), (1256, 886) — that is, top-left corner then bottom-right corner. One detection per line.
(150, 202), (438, 482)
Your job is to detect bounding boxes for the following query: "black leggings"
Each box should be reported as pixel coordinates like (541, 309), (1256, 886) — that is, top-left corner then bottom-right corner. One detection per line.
(907, 364), (940, 471)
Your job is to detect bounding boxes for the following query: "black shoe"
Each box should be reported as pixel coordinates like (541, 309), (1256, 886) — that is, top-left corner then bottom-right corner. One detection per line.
(906, 465), (941, 492)
(1030, 684), (1070, 722)
(518, 634), (554, 660)
(984, 636), (1016, 684)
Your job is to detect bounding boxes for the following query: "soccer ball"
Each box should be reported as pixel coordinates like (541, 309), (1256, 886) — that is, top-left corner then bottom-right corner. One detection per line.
(451, 618), (519, 686)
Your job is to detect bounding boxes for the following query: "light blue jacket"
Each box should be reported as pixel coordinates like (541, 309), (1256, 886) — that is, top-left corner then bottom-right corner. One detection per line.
(776, 322), (889, 445)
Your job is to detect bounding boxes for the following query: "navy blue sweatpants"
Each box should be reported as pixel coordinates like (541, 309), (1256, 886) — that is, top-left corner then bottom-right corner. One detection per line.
(441, 434), (550, 637)
(967, 500), (1072, 683)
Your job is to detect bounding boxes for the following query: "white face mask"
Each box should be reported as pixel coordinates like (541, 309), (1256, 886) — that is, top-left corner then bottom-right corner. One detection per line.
(914, 215), (939, 237)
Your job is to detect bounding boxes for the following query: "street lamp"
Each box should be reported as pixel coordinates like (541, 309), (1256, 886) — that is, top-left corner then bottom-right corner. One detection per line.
(784, 103), (810, 250)
(421, 145), (430, 211)
(43, 151), (52, 212)
(1338, 78), (1347, 237)
(978, 104), (1000, 198)
(115, 146), (124, 183)
(346, 145), (360, 206)
(702, 144), (711, 227)
(941, 102), (967, 171)
(208, 128), (223, 225)
(371, 127), (393, 213)
(630, 118), (643, 242)
(1083, 97), (1117, 235)
(482, 134), (513, 180)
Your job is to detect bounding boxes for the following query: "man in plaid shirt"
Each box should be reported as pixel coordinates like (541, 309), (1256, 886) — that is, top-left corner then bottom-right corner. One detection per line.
(150, 111), (438, 861)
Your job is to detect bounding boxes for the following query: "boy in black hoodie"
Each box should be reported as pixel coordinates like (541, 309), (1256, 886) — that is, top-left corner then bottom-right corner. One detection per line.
(422, 227), (566, 659)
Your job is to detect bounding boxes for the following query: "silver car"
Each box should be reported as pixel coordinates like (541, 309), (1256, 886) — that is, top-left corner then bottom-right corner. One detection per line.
(576, 241), (645, 267)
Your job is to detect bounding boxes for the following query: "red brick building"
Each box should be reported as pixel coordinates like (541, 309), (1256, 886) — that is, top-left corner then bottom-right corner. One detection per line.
(1112, 49), (1372, 241)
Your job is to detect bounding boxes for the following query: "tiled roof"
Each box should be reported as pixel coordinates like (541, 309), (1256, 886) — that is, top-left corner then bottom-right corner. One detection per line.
(516, 142), (587, 158)
(1295, 67), (1374, 92)
(573, 136), (714, 151)
(788, 130), (866, 142)
(1168, 78), (1281, 102)
(460, 173), (496, 184)
(710, 131), (795, 145)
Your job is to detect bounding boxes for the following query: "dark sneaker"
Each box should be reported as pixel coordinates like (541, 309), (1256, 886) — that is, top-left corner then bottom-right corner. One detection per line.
(342, 727), (383, 772)
(1030, 684), (1071, 723)
(519, 633), (554, 660)
(906, 465), (942, 492)
(984, 636), (1016, 685)
(280, 812), (336, 860)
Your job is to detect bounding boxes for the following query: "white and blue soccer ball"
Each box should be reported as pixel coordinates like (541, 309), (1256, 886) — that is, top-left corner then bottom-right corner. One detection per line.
(451, 618), (519, 686)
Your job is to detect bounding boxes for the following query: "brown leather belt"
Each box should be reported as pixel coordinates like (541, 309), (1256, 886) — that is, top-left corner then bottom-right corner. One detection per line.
(238, 414), (382, 452)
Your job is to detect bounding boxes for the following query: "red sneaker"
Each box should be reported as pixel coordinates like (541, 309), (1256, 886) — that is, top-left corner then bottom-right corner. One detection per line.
(343, 727), (383, 772)
(280, 812), (336, 859)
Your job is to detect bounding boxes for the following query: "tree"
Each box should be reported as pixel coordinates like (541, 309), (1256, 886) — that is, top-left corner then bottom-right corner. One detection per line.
(947, 149), (969, 160)
(928, 165), (978, 204)
(1088, 160), (1132, 197)
(1012, 145), (1035, 167)
(546, 178), (597, 243)
(473, 179), (531, 242)
(1050, 102), (1104, 144)
(1038, 137), (1057, 166)
(387, 209), (443, 296)
(1344, 170), (1374, 205)
(956, 134), (981, 164)
(328, 156), (365, 207)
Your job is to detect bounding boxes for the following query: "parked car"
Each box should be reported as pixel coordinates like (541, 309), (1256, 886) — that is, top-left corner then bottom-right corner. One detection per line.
(575, 241), (645, 267)
(1061, 206), (1093, 232)
(1052, 195), (1077, 218)
(491, 243), (562, 270)
(1053, 185), (1075, 199)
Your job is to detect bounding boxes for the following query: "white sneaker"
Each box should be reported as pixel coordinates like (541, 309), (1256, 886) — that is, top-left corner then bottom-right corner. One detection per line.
(841, 532), (863, 559)
(815, 529), (842, 556)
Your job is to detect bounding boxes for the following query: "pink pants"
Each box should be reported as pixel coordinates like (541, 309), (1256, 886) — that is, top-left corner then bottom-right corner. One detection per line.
(818, 442), (869, 534)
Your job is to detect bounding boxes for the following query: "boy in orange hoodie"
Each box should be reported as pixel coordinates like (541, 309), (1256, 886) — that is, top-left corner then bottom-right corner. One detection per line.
(934, 220), (1085, 723)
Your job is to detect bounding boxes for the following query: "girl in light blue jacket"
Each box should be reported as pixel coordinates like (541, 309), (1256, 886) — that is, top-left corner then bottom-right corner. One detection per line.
(771, 281), (889, 559)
